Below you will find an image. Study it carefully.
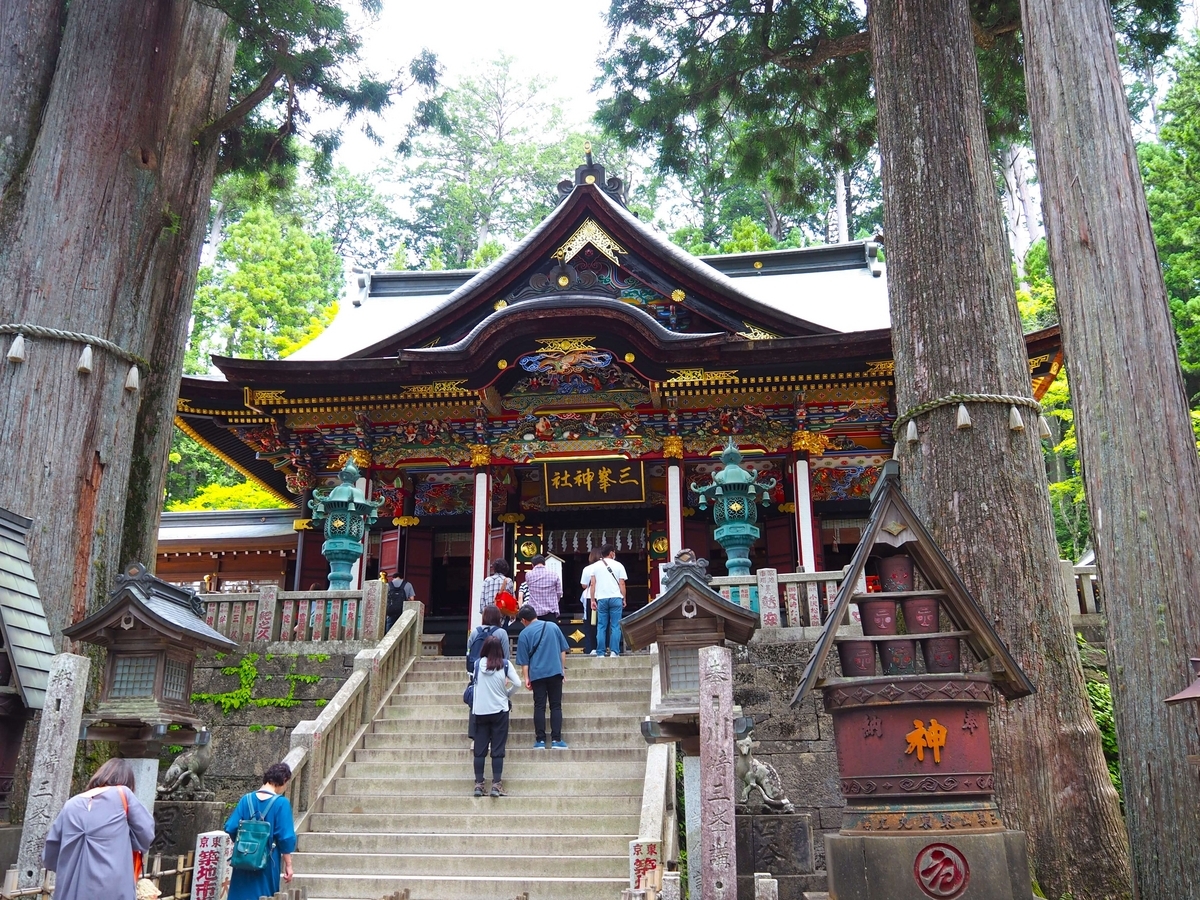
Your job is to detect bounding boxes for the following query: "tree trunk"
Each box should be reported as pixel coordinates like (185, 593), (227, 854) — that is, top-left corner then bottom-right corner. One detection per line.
(869, 1), (1133, 898)
(0, 0), (236, 639)
(1020, 1), (1200, 895)
(834, 167), (849, 243)
(0, 0), (65, 194)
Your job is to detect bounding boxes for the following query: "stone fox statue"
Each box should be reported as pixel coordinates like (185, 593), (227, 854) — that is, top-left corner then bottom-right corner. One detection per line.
(157, 740), (212, 798)
(735, 732), (795, 813)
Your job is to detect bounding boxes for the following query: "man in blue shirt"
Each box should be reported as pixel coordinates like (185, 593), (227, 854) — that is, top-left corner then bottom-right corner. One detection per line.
(515, 603), (570, 749)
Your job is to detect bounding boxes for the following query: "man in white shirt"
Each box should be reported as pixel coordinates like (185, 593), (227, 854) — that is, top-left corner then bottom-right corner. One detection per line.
(584, 544), (628, 657)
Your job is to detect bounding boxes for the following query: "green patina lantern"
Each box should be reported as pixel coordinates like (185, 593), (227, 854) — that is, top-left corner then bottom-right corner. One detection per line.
(691, 439), (776, 576)
(309, 460), (382, 590)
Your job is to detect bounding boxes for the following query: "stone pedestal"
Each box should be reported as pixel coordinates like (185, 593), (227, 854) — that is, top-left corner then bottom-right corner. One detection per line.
(128, 758), (159, 817)
(151, 801), (227, 858)
(736, 814), (816, 900)
(825, 831), (1033, 900)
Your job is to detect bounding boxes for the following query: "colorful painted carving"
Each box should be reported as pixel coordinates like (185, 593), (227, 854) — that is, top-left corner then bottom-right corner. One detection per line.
(811, 464), (882, 502)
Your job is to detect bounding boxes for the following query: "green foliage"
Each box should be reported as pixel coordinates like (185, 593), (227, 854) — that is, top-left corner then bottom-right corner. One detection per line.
(1077, 636), (1122, 801)
(165, 430), (242, 509)
(598, 1), (1178, 244)
(166, 480), (288, 512)
(1142, 35), (1200, 402)
(1015, 240), (1059, 330)
(188, 204), (342, 367)
(204, 0), (442, 177)
(307, 653), (330, 663)
(314, 698), (328, 708)
(191, 653), (316, 713)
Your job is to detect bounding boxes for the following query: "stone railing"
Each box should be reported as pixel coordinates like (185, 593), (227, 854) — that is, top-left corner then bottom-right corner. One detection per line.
(284, 601), (424, 825)
(1062, 562), (1102, 616)
(708, 568), (847, 629)
(629, 644), (678, 893)
(199, 581), (386, 644)
(711, 562), (1101, 628)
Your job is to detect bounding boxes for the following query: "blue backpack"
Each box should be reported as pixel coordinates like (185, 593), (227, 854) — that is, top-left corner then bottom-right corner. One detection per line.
(231, 792), (278, 871)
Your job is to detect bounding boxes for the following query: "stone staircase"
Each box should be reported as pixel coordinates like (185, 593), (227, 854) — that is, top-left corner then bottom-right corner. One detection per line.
(292, 653), (655, 900)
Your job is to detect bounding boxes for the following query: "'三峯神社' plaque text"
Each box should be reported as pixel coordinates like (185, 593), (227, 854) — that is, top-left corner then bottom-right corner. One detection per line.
(543, 460), (645, 506)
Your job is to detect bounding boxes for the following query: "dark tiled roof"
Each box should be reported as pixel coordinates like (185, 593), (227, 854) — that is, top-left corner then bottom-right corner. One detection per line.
(0, 508), (55, 709)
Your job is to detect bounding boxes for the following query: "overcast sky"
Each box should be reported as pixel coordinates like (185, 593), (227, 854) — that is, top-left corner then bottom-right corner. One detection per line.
(329, 0), (614, 172)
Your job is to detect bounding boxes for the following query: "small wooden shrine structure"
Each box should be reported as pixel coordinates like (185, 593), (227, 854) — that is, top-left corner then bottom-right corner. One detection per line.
(792, 460), (1036, 899)
(63, 562), (236, 751)
(0, 508), (55, 823)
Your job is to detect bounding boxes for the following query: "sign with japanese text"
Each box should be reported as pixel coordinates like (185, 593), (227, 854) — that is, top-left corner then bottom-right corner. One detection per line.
(543, 460), (645, 506)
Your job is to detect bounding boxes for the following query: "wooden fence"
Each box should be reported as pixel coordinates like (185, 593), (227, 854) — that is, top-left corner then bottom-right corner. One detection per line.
(3, 852), (195, 900)
(200, 582), (386, 644)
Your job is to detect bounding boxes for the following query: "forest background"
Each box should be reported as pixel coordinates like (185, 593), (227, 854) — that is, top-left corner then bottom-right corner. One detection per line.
(168, 0), (1200, 579)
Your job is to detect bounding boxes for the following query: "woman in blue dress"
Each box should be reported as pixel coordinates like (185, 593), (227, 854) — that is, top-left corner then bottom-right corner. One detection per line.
(224, 762), (297, 900)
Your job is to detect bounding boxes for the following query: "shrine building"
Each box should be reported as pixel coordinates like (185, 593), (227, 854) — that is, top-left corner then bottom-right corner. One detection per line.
(171, 153), (1062, 650)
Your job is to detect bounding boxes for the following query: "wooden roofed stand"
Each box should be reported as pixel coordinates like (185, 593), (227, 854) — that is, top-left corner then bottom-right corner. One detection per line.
(792, 460), (1036, 900)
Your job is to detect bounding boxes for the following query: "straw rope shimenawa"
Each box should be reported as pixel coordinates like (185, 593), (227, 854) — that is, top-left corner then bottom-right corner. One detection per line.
(0, 322), (150, 368)
(892, 392), (1043, 433)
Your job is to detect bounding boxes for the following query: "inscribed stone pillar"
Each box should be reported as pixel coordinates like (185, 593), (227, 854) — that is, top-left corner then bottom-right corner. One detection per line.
(191, 830), (231, 900)
(699, 645), (737, 900)
(660, 870), (682, 900)
(683, 753), (701, 900)
(16, 653), (90, 888)
(756, 569), (781, 628)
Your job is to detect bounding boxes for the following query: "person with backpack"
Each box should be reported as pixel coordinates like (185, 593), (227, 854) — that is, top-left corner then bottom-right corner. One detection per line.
(466, 606), (510, 740)
(224, 762), (296, 900)
(515, 603), (570, 750)
(386, 572), (416, 631)
(470, 634), (520, 797)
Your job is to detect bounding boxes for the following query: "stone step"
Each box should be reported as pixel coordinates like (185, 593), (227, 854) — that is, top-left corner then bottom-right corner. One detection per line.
(306, 811), (639, 835)
(297, 872), (628, 900)
(340, 759), (646, 780)
(296, 831), (633, 856)
(293, 851), (627, 879)
(318, 794), (641, 816)
(381, 701), (648, 720)
(330, 775), (645, 797)
(396, 686), (652, 710)
(352, 746), (644, 764)
(371, 714), (645, 734)
(414, 654), (652, 669)
(362, 730), (644, 750)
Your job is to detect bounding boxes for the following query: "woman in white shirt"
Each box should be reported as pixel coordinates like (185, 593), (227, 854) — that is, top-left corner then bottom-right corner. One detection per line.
(471, 634), (519, 797)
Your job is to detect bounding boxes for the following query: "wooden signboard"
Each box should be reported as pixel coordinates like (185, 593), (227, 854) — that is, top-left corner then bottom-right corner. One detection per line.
(543, 460), (645, 506)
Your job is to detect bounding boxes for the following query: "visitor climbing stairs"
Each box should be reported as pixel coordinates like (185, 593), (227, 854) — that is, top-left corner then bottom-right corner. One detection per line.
(291, 653), (655, 900)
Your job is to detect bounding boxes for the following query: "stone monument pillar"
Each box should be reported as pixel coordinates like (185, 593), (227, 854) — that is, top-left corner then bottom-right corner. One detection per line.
(699, 645), (737, 900)
(15, 654), (90, 889)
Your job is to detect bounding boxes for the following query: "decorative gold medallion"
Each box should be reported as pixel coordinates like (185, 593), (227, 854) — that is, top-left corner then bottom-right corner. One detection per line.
(791, 430), (832, 456)
(671, 289), (686, 302)
(557, 275), (570, 287)
(624, 352), (636, 363)
(883, 521), (908, 537)
(493, 299), (508, 310)
(662, 435), (684, 460)
(470, 444), (491, 468)
(552, 219), (627, 264)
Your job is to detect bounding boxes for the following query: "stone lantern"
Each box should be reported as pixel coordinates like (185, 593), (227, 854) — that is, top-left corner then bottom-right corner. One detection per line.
(309, 459), (381, 590)
(691, 439), (776, 576)
(62, 562), (236, 809)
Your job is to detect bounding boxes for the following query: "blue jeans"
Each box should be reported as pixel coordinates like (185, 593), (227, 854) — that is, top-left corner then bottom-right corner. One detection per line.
(596, 596), (624, 656)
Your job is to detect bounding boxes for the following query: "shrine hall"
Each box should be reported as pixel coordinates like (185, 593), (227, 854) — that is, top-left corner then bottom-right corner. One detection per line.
(169, 152), (1062, 650)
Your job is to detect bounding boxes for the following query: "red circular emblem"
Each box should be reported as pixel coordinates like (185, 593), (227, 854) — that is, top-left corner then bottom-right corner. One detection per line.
(914, 843), (970, 899)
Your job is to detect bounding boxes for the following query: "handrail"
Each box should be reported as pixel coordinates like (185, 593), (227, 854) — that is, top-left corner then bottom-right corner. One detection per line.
(287, 601), (424, 829)
(199, 580), (386, 644)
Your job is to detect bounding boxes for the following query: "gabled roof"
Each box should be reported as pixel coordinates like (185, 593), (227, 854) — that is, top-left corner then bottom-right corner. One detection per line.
(347, 179), (835, 360)
(622, 570), (760, 648)
(0, 508), (55, 710)
(791, 460), (1035, 704)
(62, 562), (236, 651)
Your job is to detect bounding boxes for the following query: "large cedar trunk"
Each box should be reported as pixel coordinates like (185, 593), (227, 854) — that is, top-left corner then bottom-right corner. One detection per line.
(1020, 1), (1200, 895)
(868, 1), (1132, 897)
(0, 0), (236, 639)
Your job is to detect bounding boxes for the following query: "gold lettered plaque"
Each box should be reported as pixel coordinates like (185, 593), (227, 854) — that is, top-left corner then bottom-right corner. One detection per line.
(544, 460), (645, 506)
